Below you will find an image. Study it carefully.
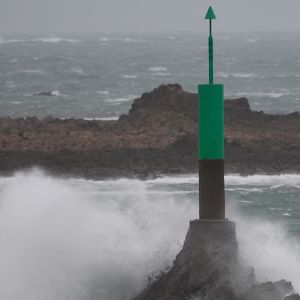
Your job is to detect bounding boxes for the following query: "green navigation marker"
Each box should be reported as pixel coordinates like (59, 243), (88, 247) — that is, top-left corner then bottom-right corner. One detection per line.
(198, 7), (225, 220)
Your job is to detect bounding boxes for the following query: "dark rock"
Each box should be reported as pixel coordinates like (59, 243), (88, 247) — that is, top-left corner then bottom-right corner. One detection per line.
(242, 280), (293, 300)
(0, 83), (299, 178)
(284, 294), (300, 300)
(33, 91), (59, 96)
(225, 97), (251, 111)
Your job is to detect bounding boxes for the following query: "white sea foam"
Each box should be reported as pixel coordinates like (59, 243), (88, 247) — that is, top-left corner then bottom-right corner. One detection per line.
(105, 97), (136, 104)
(226, 187), (263, 193)
(151, 72), (170, 77)
(83, 117), (118, 121)
(231, 211), (300, 292)
(238, 200), (253, 204)
(149, 67), (170, 76)
(225, 174), (300, 187)
(97, 91), (110, 95)
(149, 67), (167, 72)
(33, 37), (80, 43)
(147, 174), (198, 185)
(50, 90), (61, 96)
(235, 91), (290, 98)
(0, 170), (193, 300)
(0, 37), (79, 44)
(124, 38), (147, 43)
(0, 39), (24, 44)
(231, 73), (258, 78)
(9, 69), (45, 75)
(282, 212), (291, 217)
(121, 75), (138, 79)
(149, 174), (300, 188)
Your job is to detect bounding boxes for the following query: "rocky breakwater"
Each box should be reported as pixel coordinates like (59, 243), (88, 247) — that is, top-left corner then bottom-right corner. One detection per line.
(133, 220), (300, 300)
(0, 84), (299, 177)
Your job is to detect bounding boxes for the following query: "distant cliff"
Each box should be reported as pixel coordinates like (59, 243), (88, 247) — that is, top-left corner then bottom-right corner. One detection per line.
(0, 84), (299, 178)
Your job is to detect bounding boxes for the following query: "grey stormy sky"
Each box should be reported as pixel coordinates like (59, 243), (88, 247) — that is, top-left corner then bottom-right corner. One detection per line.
(0, 0), (300, 34)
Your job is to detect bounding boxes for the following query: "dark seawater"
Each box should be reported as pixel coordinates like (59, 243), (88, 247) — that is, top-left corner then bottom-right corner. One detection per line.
(0, 32), (299, 118)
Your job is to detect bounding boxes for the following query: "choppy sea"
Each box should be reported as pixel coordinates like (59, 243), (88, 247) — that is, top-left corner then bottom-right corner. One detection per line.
(0, 32), (299, 118)
(0, 33), (299, 299)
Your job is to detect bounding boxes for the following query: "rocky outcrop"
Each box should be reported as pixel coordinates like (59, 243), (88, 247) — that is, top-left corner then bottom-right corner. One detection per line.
(243, 280), (296, 300)
(0, 84), (299, 178)
(133, 220), (299, 300)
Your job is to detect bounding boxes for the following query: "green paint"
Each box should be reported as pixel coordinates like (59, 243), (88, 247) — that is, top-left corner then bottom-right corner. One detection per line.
(205, 6), (216, 20)
(198, 84), (224, 160)
(205, 7), (216, 84)
(209, 35), (213, 84)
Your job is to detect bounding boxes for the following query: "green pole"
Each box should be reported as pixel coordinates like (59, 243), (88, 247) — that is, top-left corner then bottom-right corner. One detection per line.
(206, 6), (215, 84)
(209, 20), (213, 84)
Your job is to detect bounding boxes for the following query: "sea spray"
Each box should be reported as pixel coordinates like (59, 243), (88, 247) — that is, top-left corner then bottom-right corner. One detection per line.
(232, 211), (300, 292)
(0, 170), (193, 300)
(0, 170), (299, 298)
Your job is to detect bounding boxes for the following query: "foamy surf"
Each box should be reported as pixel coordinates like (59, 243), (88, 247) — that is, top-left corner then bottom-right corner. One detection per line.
(0, 170), (192, 300)
(225, 174), (300, 187)
(235, 91), (291, 98)
(121, 75), (138, 79)
(83, 117), (118, 121)
(0, 37), (80, 44)
(149, 67), (168, 72)
(34, 37), (80, 43)
(0, 170), (299, 299)
(105, 96), (137, 104)
(231, 73), (258, 78)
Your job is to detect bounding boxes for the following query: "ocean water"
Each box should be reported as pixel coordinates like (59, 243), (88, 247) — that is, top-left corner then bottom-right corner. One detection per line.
(0, 32), (299, 118)
(0, 170), (299, 300)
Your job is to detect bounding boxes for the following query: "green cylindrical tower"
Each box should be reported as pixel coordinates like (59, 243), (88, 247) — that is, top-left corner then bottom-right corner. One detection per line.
(198, 7), (225, 220)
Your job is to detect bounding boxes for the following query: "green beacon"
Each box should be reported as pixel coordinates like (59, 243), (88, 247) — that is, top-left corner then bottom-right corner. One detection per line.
(198, 7), (225, 220)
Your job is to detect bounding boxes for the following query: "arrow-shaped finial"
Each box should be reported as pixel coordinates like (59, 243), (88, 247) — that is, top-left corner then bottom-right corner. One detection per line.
(205, 6), (216, 84)
(205, 6), (216, 20)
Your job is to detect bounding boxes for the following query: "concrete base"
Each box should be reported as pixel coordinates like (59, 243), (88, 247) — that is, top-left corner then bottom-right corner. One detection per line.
(185, 219), (236, 249)
(134, 219), (254, 300)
